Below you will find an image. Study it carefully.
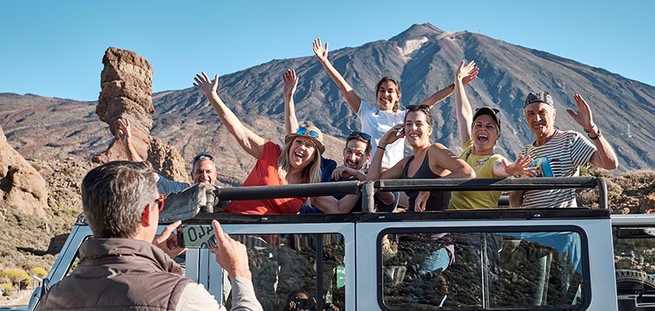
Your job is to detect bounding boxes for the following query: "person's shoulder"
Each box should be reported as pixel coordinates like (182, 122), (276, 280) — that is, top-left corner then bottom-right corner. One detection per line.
(556, 129), (584, 140)
(262, 141), (282, 156)
(430, 142), (449, 151)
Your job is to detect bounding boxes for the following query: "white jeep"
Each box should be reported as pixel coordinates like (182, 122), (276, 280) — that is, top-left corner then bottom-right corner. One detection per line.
(25, 177), (655, 311)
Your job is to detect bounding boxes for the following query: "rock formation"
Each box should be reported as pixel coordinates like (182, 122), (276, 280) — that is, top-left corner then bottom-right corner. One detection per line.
(93, 47), (189, 182)
(0, 125), (48, 216)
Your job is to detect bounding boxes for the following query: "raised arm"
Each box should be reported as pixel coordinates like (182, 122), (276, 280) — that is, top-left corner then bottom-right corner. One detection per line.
(313, 38), (362, 112)
(453, 61), (478, 144)
(194, 72), (266, 159)
(115, 118), (144, 162)
(282, 69), (299, 135)
(428, 144), (475, 178)
(418, 61), (478, 108)
(567, 94), (619, 170)
(367, 124), (406, 180)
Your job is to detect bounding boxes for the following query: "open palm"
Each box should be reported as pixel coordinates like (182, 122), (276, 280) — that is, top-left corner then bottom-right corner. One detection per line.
(283, 68), (298, 100)
(312, 38), (329, 62)
(193, 72), (219, 99)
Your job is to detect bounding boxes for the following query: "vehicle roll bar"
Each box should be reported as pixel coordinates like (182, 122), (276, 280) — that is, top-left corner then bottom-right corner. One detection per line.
(208, 177), (607, 211)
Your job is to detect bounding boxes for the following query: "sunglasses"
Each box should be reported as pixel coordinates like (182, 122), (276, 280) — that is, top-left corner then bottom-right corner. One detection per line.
(193, 153), (214, 163)
(347, 131), (371, 143)
(155, 194), (165, 213)
(475, 107), (500, 114)
(296, 127), (320, 139)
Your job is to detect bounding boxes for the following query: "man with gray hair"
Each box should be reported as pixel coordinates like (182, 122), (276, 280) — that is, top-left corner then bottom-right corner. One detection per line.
(510, 92), (618, 208)
(37, 161), (262, 311)
(115, 118), (219, 194)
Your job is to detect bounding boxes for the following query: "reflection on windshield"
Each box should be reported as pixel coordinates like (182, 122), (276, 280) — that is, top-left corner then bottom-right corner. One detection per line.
(225, 233), (345, 311)
(381, 230), (585, 310)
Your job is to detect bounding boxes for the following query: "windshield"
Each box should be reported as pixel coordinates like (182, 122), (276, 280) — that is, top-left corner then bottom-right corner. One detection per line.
(379, 227), (588, 310)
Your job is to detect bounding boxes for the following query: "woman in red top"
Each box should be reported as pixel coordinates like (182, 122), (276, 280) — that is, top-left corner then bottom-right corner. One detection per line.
(194, 72), (324, 215)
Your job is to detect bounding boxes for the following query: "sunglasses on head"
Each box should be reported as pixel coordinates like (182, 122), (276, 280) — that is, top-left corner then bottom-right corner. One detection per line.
(347, 131), (371, 143)
(405, 104), (431, 113)
(192, 153), (214, 164)
(296, 127), (320, 139)
(475, 107), (500, 114)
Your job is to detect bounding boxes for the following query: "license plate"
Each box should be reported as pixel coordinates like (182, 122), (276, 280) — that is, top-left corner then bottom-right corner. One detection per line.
(180, 224), (215, 248)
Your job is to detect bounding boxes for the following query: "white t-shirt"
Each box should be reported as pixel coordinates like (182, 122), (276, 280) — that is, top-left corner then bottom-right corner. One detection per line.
(357, 100), (406, 169)
(520, 130), (597, 209)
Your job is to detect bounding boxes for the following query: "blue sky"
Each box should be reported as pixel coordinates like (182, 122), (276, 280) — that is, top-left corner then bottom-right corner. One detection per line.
(1, 0), (653, 101)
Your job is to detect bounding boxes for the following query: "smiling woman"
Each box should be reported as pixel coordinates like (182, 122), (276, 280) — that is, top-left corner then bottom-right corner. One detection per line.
(193, 72), (324, 215)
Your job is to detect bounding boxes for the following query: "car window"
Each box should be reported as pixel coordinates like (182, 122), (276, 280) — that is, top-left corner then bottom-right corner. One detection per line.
(613, 226), (655, 310)
(379, 227), (588, 310)
(221, 233), (346, 311)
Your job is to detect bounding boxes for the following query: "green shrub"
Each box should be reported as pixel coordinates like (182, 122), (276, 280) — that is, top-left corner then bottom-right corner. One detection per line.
(0, 268), (30, 286)
(0, 282), (14, 296)
(30, 266), (48, 278)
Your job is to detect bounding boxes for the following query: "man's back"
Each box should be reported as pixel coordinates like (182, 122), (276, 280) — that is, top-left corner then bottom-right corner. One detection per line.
(37, 238), (191, 310)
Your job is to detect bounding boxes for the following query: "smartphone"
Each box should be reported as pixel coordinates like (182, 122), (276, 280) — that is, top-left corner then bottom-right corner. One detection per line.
(177, 224), (216, 248)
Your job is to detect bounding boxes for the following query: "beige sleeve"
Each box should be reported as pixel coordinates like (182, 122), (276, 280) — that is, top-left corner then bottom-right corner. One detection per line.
(176, 282), (224, 311)
(176, 278), (262, 311)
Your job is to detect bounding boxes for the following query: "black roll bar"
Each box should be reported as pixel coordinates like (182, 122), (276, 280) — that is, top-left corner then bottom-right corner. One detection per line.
(375, 177), (600, 191)
(209, 177), (607, 209)
(215, 180), (361, 201)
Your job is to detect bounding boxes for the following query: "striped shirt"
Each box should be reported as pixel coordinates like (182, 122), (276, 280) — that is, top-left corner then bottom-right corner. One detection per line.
(521, 130), (596, 209)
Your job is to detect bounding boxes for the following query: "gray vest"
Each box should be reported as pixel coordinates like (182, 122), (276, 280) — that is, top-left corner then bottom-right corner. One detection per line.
(37, 238), (192, 311)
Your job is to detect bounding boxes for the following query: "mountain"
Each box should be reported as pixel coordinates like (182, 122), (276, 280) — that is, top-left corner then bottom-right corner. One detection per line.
(2, 23), (655, 176)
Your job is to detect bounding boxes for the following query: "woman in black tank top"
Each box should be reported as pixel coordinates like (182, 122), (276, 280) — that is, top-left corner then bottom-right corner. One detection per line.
(367, 105), (475, 212)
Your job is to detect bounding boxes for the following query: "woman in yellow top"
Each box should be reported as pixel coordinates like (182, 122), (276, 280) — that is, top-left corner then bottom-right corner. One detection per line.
(449, 61), (531, 209)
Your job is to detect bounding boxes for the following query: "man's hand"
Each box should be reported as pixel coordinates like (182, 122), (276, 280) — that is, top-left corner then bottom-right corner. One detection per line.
(211, 220), (251, 280)
(567, 94), (596, 133)
(282, 68), (298, 102)
(312, 38), (329, 63)
(455, 60), (479, 85)
(153, 220), (186, 258)
(331, 166), (365, 181)
(193, 72), (219, 100)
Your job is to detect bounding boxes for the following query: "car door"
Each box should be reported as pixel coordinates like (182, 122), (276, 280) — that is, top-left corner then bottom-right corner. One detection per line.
(356, 209), (616, 311)
(190, 219), (356, 311)
(612, 214), (655, 311)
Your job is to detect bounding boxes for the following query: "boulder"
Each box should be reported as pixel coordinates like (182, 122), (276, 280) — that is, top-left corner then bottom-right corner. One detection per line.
(0, 126), (48, 216)
(92, 47), (188, 182)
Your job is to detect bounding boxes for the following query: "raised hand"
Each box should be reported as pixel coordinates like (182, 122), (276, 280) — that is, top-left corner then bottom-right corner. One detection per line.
(193, 72), (219, 99)
(567, 94), (596, 132)
(455, 60), (479, 85)
(501, 154), (534, 177)
(211, 220), (251, 280)
(115, 118), (131, 141)
(282, 68), (298, 101)
(312, 38), (329, 63)
(379, 124), (405, 147)
(153, 220), (186, 258)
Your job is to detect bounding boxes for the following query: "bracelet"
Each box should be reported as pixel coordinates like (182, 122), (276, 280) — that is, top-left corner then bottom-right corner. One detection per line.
(588, 129), (601, 140)
(377, 145), (386, 151)
(584, 124), (601, 139)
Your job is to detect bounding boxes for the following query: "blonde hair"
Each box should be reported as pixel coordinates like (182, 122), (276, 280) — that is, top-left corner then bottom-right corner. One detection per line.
(277, 139), (322, 184)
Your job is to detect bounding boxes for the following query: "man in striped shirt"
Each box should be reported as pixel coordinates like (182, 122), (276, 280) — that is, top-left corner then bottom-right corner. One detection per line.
(510, 92), (618, 208)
